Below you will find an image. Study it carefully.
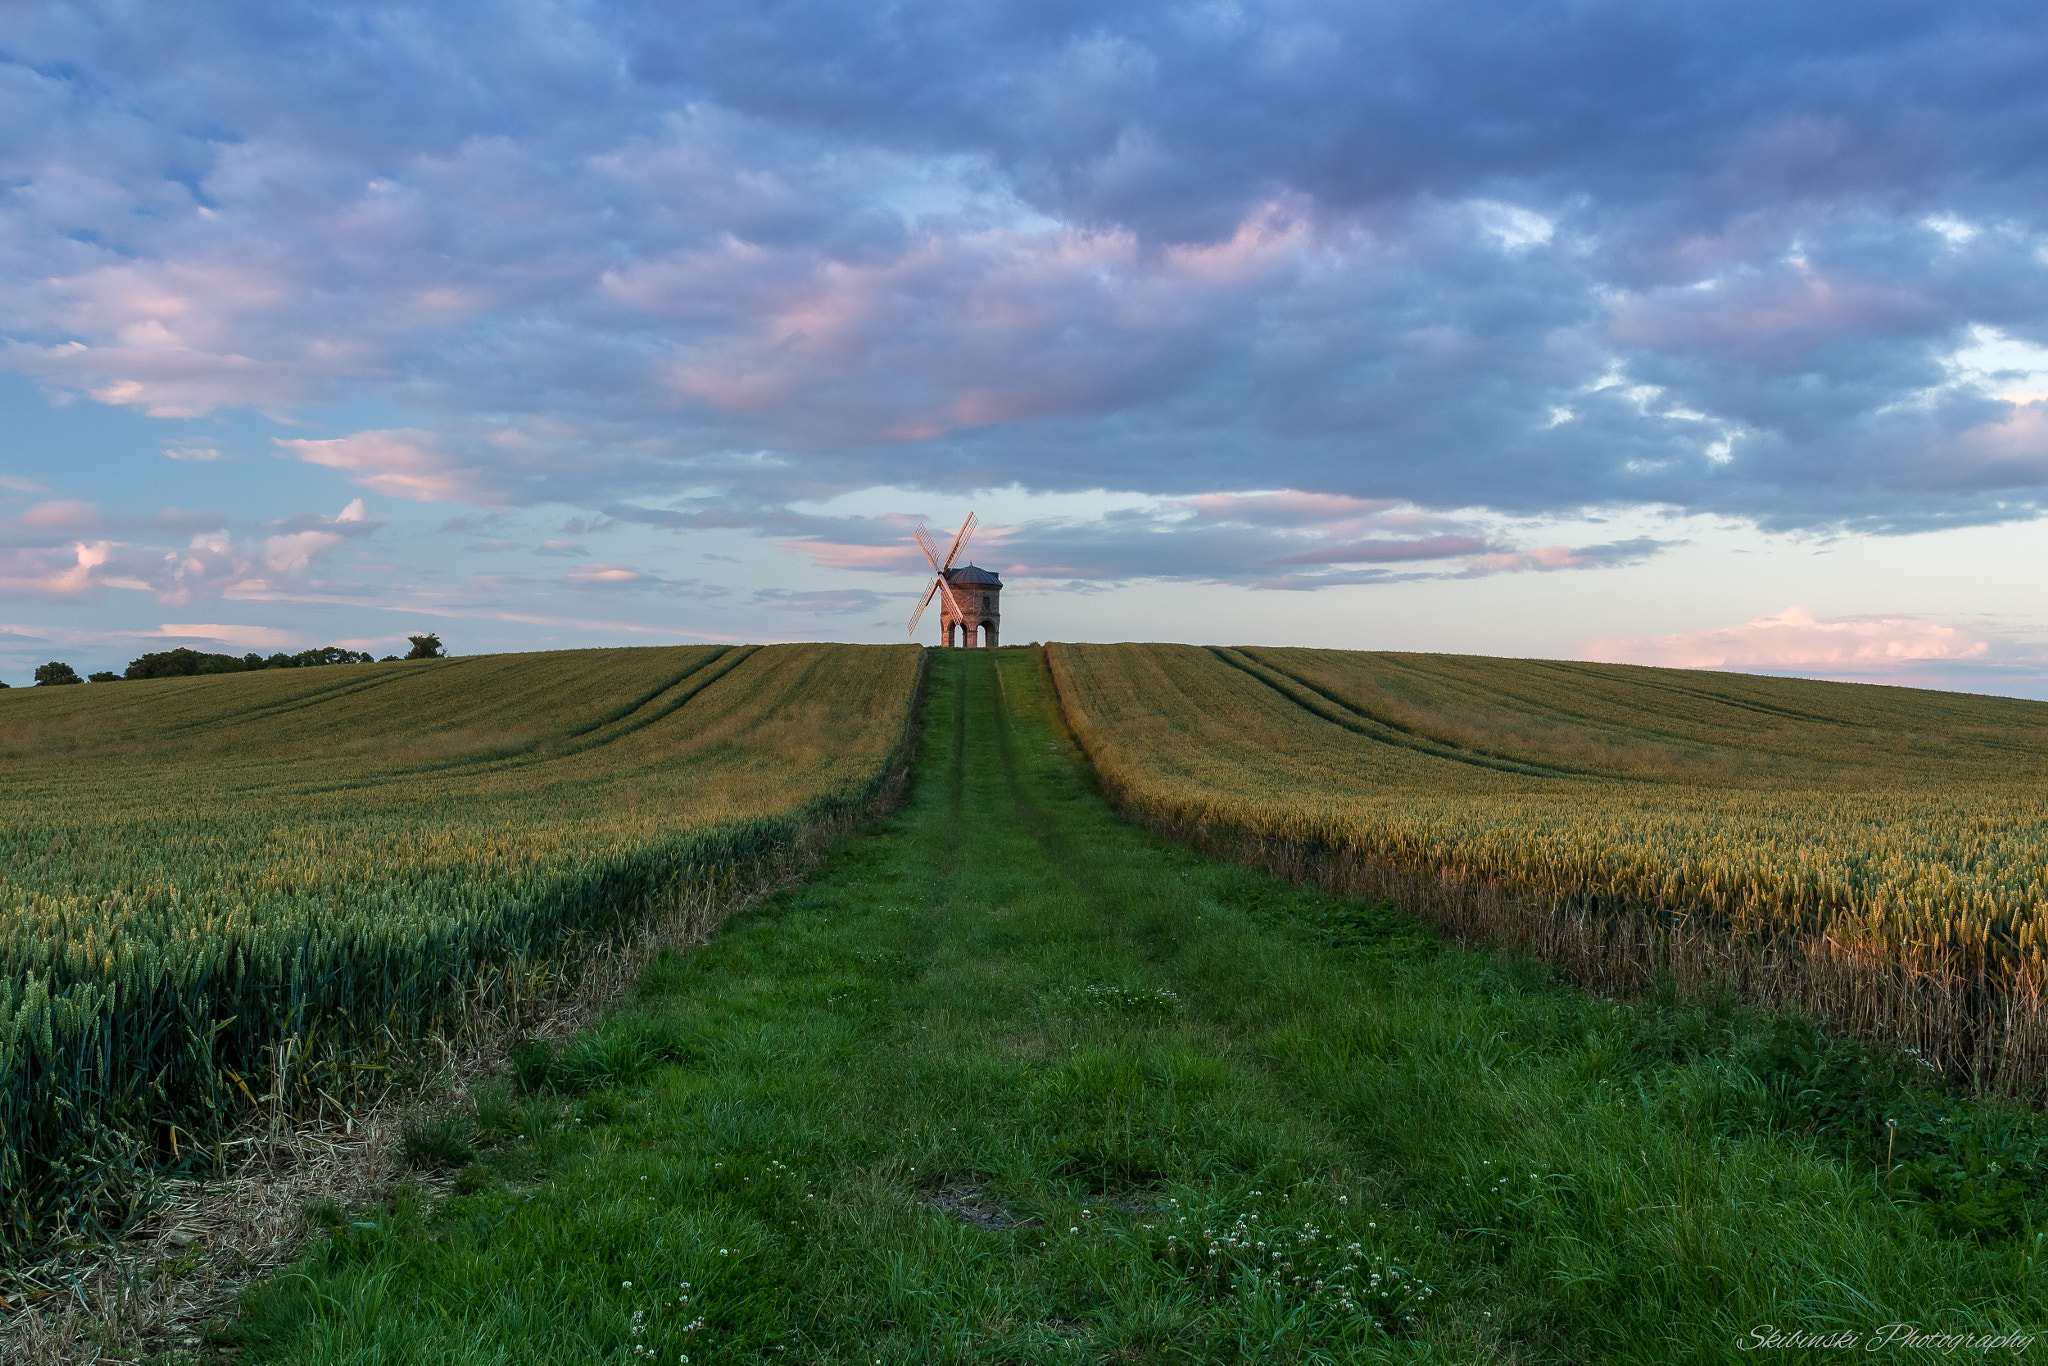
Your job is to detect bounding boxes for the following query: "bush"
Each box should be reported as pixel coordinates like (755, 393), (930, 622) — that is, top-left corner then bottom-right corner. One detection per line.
(34, 661), (82, 686)
(86, 671), (120, 683)
(405, 634), (445, 660)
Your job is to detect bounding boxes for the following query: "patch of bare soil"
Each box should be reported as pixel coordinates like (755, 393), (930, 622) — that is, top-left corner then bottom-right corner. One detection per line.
(925, 1185), (1021, 1231)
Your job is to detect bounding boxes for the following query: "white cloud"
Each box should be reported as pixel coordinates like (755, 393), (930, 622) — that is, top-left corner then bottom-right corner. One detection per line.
(1943, 325), (2048, 403)
(261, 528), (345, 574)
(1468, 200), (1556, 251)
(1924, 214), (1978, 245)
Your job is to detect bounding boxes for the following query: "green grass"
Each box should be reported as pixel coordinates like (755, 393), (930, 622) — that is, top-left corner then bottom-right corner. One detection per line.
(212, 649), (2047, 1364)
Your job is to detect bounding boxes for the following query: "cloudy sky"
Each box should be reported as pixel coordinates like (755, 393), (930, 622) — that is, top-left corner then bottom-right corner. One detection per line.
(5, 1), (2048, 694)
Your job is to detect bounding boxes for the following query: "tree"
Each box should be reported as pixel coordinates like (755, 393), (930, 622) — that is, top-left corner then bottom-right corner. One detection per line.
(34, 661), (82, 686)
(126, 647), (239, 679)
(127, 645), (377, 678)
(87, 671), (121, 682)
(290, 646), (374, 667)
(405, 634), (445, 660)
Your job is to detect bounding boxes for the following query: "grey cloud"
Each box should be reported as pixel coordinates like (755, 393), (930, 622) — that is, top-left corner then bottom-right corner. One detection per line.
(437, 514), (512, 536)
(1267, 536), (1493, 566)
(753, 588), (893, 614)
(1452, 537), (1676, 578)
(3, 0), (2048, 565)
(143, 506), (230, 534)
(268, 507), (382, 537)
(769, 503), (1681, 588)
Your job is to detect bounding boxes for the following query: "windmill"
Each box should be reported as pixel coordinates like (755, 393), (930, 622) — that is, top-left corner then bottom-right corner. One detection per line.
(908, 512), (1002, 647)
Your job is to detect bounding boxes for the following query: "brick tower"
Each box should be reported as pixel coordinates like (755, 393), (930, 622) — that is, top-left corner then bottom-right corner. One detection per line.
(938, 564), (1001, 648)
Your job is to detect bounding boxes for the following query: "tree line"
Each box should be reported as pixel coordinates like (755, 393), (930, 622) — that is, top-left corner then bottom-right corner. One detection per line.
(5, 634), (445, 688)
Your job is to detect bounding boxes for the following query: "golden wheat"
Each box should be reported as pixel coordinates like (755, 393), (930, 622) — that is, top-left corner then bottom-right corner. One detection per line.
(0, 643), (923, 1254)
(1048, 642), (2048, 1097)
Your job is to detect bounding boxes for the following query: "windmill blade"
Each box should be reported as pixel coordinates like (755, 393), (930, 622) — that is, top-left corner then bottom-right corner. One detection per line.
(935, 574), (966, 621)
(941, 511), (978, 572)
(914, 523), (945, 573)
(907, 578), (941, 635)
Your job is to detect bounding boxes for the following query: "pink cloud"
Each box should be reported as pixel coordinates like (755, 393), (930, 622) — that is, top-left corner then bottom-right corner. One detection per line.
(1163, 202), (1313, 286)
(2, 250), (383, 416)
(275, 430), (499, 504)
(1611, 262), (1931, 365)
(1587, 606), (1991, 670)
(16, 500), (100, 531)
(787, 539), (925, 571)
(566, 564), (640, 585)
(262, 529), (346, 574)
(158, 532), (251, 607)
(6, 340), (309, 419)
(617, 219), (1249, 443)
(1463, 544), (1592, 574)
(0, 541), (112, 596)
(1930, 399), (2048, 488)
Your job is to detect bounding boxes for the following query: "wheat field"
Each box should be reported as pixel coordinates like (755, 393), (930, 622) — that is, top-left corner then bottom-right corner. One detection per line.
(1048, 643), (2048, 1098)
(0, 643), (923, 1256)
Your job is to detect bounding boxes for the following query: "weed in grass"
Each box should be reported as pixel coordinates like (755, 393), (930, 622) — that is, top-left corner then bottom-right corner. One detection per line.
(1049, 980), (1185, 1018)
(399, 1111), (474, 1172)
(470, 1083), (520, 1140)
(506, 1038), (557, 1092)
(555, 1018), (684, 1092)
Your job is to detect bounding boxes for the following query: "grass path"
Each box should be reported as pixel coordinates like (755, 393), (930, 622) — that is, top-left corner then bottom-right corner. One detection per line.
(220, 650), (2042, 1364)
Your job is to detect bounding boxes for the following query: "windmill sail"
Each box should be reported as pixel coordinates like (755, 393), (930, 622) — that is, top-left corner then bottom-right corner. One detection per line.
(908, 513), (977, 636)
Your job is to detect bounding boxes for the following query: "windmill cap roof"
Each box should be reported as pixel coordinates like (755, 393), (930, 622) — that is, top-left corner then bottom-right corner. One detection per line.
(947, 564), (1002, 585)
